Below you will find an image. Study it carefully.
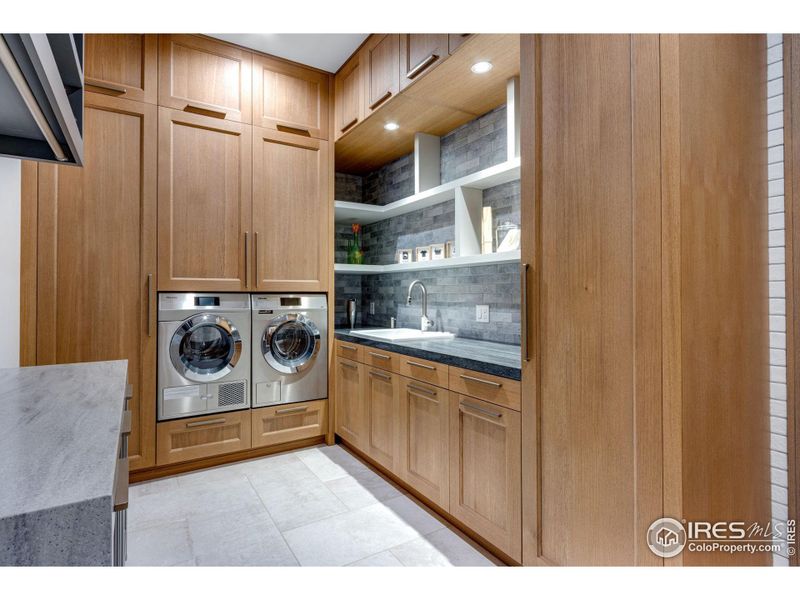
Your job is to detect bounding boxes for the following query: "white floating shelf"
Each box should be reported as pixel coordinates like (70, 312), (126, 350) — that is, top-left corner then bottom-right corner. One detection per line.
(334, 157), (521, 225)
(334, 250), (521, 274)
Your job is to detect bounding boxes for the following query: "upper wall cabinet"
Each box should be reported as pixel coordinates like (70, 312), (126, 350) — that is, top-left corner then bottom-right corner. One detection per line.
(158, 108), (252, 291)
(399, 34), (449, 91)
(334, 50), (365, 140)
(364, 34), (399, 116)
(252, 55), (330, 139)
(252, 128), (329, 292)
(448, 34), (472, 54)
(159, 35), (252, 123)
(84, 34), (158, 104)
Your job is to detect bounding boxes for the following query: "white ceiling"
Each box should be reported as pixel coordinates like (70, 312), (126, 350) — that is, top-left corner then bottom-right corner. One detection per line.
(207, 34), (368, 73)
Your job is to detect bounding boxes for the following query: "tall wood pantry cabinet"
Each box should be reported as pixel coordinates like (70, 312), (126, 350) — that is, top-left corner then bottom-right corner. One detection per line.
(520, 34), (770, 566)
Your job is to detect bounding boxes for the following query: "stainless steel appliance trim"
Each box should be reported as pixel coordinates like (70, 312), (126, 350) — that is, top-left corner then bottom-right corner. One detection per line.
(168, 314), (243, 382)
(262, 313), (321, 374)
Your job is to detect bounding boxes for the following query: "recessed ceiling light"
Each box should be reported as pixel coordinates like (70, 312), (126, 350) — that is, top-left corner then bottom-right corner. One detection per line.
(470, 61), (493, 74)
(384, 122), (400, 131)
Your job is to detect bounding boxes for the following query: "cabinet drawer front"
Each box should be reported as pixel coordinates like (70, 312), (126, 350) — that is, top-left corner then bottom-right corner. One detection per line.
(397, 355), (448, 387)
(159, 35), (252, 123)
(364, 347), (399, 371)
(156, 411), (251, 465)
(336, 340), (364, 362)
(448, 367), (520, 411)
(252, 400), (327, 448)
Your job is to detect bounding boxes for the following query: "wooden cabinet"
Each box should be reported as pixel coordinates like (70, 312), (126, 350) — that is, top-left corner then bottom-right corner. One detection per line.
(84, 34), (157, 104)
(252, 128), (329, 292)
(399, 34), (448, 91)
(397, 377), (449, 510)
(335, 357), (366, 450)
(336, 339), (364, 362)
(448, 34), (471, 55)
(334, 50), (365, 139)
(449, 394), (521, 562)
(364, 367), (399, 471)
(252, 55), (330, 139)
(364, 34), (399, 116)
(159, 34), (252, 123)
(157, 107), (252, 291)
(396, 354), (449, 388)
(156, 410), (251, 465)
(448, 367), (520, 411)
(252, 400), (327, 448)
(33, 93), (157, 471)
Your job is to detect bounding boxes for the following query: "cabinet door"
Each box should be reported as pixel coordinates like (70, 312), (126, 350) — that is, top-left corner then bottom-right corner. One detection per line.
(158, 108), (252, 291)
(84, 34), (157, 103)
(252, 400), (328, 448)
(159, 34), (252, 123)
(334, 51), (364, 140)
(448, 34), (471, 55)
(252, 55), (330, 139)
(364, 367), (399, 472)
(399, 34), (448, 91)
(449, 394), (521, 561)
(365, 34), (399, 116)
(36, 93), (157, 470)
(335, 357), (365, 450)
(397, 377), (449, 510)
(252, 127), (329, 292)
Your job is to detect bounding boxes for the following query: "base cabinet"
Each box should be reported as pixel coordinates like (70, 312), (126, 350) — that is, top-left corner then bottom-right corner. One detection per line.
(335, 357), (366, 450)
(156, 411), (252, 465)
(252, 400), (327, 448)
(449, 394), (521, 562)
(397, 377), (449, 511)
(364, 367), (400, 471)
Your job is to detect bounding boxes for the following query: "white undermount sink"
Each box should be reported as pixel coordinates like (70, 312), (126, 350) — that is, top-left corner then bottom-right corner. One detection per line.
(349, 328), (455, 342)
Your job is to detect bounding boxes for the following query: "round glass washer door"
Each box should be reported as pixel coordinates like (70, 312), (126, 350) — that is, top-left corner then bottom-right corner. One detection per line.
(169, 314), (242, 382)
(262, 314), (321, 374)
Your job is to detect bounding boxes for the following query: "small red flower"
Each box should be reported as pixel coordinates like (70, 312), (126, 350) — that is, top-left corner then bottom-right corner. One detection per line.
(352, 223), (361, 234)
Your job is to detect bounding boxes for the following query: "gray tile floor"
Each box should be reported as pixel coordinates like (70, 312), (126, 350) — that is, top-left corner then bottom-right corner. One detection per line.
(128, 444), (498, 566)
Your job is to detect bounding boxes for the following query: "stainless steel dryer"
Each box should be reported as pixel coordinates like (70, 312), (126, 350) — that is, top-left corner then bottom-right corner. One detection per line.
(251, 294), (328, 407)
(157, 293), (251, 420)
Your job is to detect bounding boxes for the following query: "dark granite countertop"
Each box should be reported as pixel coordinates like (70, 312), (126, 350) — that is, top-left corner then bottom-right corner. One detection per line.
(335, 329), (521, 380)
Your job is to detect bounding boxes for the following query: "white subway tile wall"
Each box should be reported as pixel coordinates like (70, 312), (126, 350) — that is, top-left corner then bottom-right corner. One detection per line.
(767, 33), (790, 567)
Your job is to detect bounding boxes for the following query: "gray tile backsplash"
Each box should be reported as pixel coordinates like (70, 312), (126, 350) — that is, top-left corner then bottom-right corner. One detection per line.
(334, 105), (519, 345)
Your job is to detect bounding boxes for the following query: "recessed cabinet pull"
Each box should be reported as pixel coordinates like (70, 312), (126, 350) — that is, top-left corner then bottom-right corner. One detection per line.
(406, 360), (435, 371)
(459, 374), (502, 388)
(406, 53), (439, 79)
(460, 401), (502, 419)
(407, 383), (437, 397)
(276, 406), (308, 415)
(370, 370), (392, 381)
(146, 273), (153, 337)
(369, 351), (391, 360)
(186, 418), (226, 428)
(369, 90), (392, 110)
(184, 101), (227, 118)
(85, 77), (127, 94)
(276, 123), (311, 136)
(340, 117), (358, 133)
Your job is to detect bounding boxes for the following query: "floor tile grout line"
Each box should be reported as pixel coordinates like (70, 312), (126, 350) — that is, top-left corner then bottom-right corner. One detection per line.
(245, 472), (303, 566)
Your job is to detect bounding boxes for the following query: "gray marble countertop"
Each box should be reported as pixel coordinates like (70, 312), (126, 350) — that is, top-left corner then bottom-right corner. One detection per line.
(335, 330), (521, 380)
(0, 360), (128, 565)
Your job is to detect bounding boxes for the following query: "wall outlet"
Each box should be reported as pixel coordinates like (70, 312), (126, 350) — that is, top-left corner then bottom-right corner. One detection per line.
(369, 301), (375, 315)
(476, 304), (490, 323)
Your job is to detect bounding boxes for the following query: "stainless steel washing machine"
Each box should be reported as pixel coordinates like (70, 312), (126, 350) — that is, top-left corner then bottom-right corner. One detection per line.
(251, 294), (327, 407)
(157, 293), (251, 421)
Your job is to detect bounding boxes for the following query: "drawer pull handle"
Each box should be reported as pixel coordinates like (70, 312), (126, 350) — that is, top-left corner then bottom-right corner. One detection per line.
(276, 406), (308, 415)
(459, 374), (502, 388)
(370, 370), (392, 381)
(406, 360), (435, 371)
(184, 101), (227, 118)
(368, 90), (392, 110)
(407, 383), (437, 397)
(369, 351), (391, 360)
(121, 410), (132, 436)
(406, 53), (439, 79)
(340, 117), (358, 133)
(340, 343), (358, 351)
(276, 123), (311, 136)
(460, 401), (502, 419)
(341, 362), (358, 370)
(186, 418), (226, 428)
(85, 77), (127, 94)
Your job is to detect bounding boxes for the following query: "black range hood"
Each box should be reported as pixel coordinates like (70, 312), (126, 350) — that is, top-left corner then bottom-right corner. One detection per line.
(0, 34), (83, 165)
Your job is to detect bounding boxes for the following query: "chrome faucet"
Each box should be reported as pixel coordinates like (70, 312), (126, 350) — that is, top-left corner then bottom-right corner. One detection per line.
(407, 279), (434, 332)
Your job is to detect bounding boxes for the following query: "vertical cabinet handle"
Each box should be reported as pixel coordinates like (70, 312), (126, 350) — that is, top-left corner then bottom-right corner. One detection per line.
(244, 231), (250, 289)
(254, 231), (259, 288)
(521, 263), (529, 362)
(146, 273), (153, 337)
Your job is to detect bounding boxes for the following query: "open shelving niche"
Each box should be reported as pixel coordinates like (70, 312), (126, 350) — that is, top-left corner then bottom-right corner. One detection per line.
(334, 77), (522, 275)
